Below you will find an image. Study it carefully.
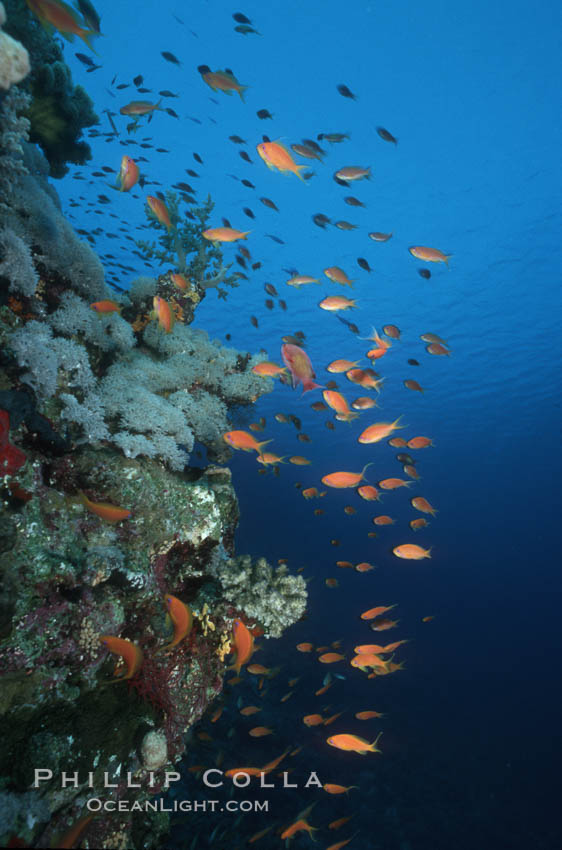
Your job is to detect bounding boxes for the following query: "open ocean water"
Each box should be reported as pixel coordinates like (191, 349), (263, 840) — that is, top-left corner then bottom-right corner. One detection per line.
(44, 0), (562, 846)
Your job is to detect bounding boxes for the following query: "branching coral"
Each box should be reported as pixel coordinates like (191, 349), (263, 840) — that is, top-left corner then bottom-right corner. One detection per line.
(135, 193), (241, 300)
(0, 85), (31, 208)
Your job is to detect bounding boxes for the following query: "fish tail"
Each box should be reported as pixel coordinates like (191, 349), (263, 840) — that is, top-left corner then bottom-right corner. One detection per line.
(295, 165), (308, 182)
(237, 86), (248, 102)
(444, 254), (453, 266)
(256, 438), (273, 453)
(301, 378), (324, 395)
(360, 462), (374, 481)
(370, 731), (383, 750)
(80, 28), (99, 54)
(241, 231), (251, 239)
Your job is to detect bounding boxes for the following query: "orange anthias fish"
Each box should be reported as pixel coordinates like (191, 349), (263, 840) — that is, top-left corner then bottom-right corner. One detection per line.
(323, 390), (358, 422)
(230, 619), (254, 674)
(90, 300), (121, 314)
(351, 653), (389, 671)
(326, 834), (359, 850)
(256, 141), (307, 180)
(352, 396), (378, 410)
(409, 245), (452, 265)
(171, 273), (188, 291)
(281, 343), (323, 394)
(323, 783), (358, 794)
(392, 544), (431, 560)
(302, 487), (325, 499)
(318, 652), (345, 663)
(251, 361), (286, 377)
(99, 636), (143, 680)
(411, 496), (437, 515)
(326, 359), (360, 373)
(378, 477), (412, 490)
(407, 436), (434, 449)
(329, 815), (354, 830)
(222, 430), (272, 453)
(249, 726), (273, 737)
(327, 732), (382, 755)
(280, 805), (318, 841)
(26, 0), (97, 48)
(118, 155), (139, 191)
(303, 714), (325, 726)
(355, 710), (385, 719)
(360, 604), (396, 620)
(319, 295), (357, 311)
(55, 813), (95, 849)
(357, 485), (382, 502)
(201, 69), (248, 100)
(324, 266), (355, 287)
(322, 464), (372, 489)
(152, 296), (175, 334)
(147, 196), (172, 229)
(202, 227), (250, 242)
(358, 418), (403, 444)
(78, 491), (131, 523)
(120, 100), (162, 116)
(161, 595), (192, 649)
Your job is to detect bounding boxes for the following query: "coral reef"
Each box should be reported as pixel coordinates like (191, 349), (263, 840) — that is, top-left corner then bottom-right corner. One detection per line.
(0, 1), (29, 91)
(210, 554), (308, 638)
(2, 0), (98, 177)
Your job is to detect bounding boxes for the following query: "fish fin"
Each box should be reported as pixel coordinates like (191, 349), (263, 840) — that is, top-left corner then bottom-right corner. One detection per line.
(444, 254), (453, 266)
(237, 86), (248, 102)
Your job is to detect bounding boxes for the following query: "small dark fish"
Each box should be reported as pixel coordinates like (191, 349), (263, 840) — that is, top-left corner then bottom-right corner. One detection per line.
(235, 255), (247, 269)
(279, 299), (287, 310)
(229, 135), (246, 144)
(197, 64), (211, 75)
(265, 234), (284, 244)
(75, 52), (97, 67)
(264, 283), (277, 296)
(252, 261), (261, 270)
(91, 171), (105, 176)
(97, 194), (110, 203)
(290, 415), (302, 430)
(337, 84), (356, 100)
(241, 179), (255, 188)
(297, 433), (311, 443)
(335, 220), (357, 230)
(186, 169), (199, 177)
(233, 12), (252, 23)
(408, 358), (420, 366)
(302, 170), (315, 181)
(175, 181), (194, 192)
(302, 138), (325, 155)
(243, 208), (255, 219)
(239, 151), (253, 163)
(344, 196), (364, 207)
(337, 315), (360, 334)
(222, 217), (232, 228)
(156, 148), (169, 153)
(418, 268), (431, 279)
(162, 51), (181, 66)
(250, 315), (259, 328)
(334, 176), (350, 187)
(262, 134), (271, 142)
(101, 166), (114, 173)
(310, 401), (327, 411)
(283, 267), (298, 277)
(235, 24), (260, 35)
(116, 83), (129, 90)
(137, 87), (151, 93)
(159, 90), (179, 97)
(165, 108), (179, 118)
(193, 152), (203, 164)
(239, 245), (251, 259)
(265, 299), (274, 310)
(396, 453), (415, 465)
(256, 109), (273, 119)
(357, 257), (372, 272)
(226, 333), (231, 340)
(260, 197), (278, 211)
(76, 0), (101, 33)
(186, 115), (202, 125)
(318, 132), (349, 143)
(312, 213), (330, 228)
(325, 380), (338, 390)
(133, 74), (143, 86)
(376, 126), (398, 144)
(326, 421), (335, 431)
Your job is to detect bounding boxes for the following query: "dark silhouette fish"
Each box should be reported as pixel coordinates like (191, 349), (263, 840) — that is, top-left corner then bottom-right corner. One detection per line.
(239, 151), (253, 163)
(161, 51), (181, 66)
(159, 90), (179, 97)
(243, 208), (255, 219)
(165, 108), (179, 118)
(376, 126), (398, 144)
(256, 109), (273, 119)
(233, 12), (252, 23)
(241, 179), (255, 188)
(260, 197), (278, 210)
(133, 75), (143, 86)
(337, 84), (356, 100)
(418, 268), (431, 279)
(357, 257), (372, 272)
(75, 52), (97, 67)
(265, 234), (284, 244)
(229, 135), (246, 144)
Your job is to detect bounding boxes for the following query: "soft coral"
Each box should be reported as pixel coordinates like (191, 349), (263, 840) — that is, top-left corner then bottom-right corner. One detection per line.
(0, 410), (26, 475)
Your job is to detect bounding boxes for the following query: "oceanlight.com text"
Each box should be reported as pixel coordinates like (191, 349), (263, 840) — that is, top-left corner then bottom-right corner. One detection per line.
(86, 798), (269, 813)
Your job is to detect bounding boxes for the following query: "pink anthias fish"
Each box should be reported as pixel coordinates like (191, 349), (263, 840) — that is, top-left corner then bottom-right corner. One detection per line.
(281, 344), (323, 395)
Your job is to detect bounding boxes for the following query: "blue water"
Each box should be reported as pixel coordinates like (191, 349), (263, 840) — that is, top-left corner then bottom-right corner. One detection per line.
(53, 0), (562, 846)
